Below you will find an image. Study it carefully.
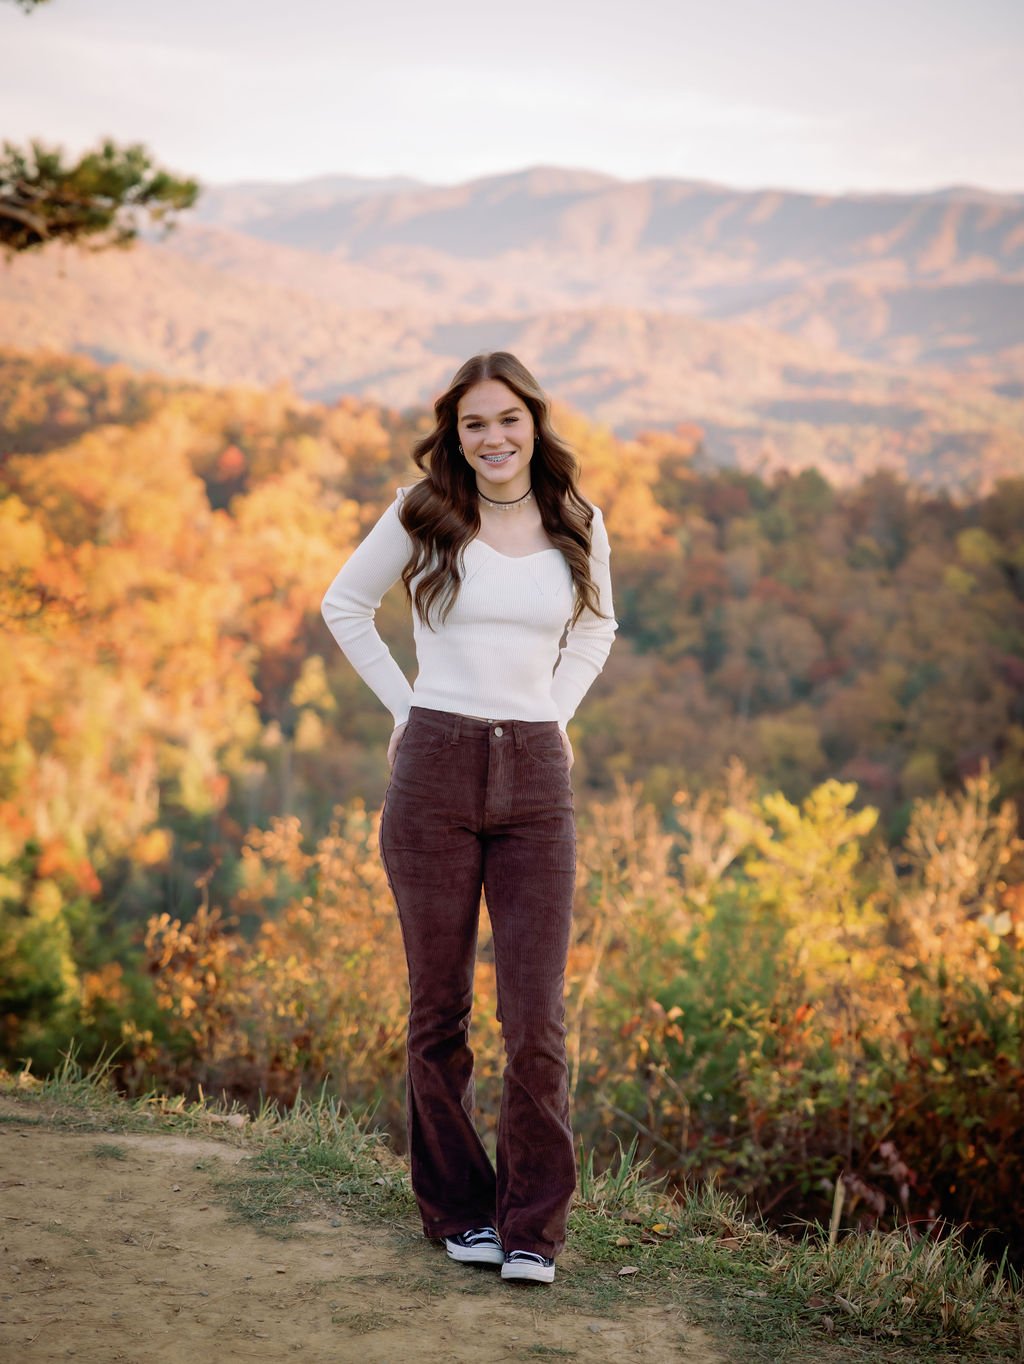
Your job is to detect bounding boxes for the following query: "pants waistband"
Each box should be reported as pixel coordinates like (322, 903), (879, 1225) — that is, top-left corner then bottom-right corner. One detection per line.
(407, 705), (560, 744)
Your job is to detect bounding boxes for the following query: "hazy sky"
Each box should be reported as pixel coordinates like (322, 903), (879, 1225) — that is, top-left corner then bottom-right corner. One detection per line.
(1, 0), (1021, 195)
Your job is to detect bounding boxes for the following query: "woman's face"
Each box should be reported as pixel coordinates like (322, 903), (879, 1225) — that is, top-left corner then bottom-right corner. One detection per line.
(456, 378), (535, 501)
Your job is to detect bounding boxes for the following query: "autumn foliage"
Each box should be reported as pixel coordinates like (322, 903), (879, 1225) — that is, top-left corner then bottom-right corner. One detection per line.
(110, 767), (1024, 1261)
(1, 348), (1022, 1258)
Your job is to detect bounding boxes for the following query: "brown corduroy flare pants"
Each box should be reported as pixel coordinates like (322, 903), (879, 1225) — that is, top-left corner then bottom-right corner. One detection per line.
(378, 705), (578, 1260)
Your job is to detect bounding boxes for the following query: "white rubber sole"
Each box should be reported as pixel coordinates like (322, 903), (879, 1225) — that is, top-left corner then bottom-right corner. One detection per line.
(445, 1241), (504, 1266)
(501, 1259), (556, 1283)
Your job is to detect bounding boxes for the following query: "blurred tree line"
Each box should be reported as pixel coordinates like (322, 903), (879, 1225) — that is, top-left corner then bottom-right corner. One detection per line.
(1, 346), (1022, 1258)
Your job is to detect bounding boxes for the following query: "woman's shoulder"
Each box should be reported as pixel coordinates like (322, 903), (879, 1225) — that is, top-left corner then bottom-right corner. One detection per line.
(359, 484), (419, 544)
(568, 492), (604, 521)
(580, 499), (610, 560)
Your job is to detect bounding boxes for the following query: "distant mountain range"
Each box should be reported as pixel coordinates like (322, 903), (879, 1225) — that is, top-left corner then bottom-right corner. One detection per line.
(3, 165), (1023, 493)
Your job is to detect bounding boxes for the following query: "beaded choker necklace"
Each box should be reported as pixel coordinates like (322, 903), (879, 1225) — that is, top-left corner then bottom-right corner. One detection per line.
(478, 486), (534, 512)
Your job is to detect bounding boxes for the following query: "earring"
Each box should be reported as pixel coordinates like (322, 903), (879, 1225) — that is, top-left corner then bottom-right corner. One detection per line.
(458, 443), (464, 454)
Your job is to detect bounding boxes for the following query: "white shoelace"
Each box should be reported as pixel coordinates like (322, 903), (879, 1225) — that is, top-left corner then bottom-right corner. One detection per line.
(461, 1227), (500, 1243)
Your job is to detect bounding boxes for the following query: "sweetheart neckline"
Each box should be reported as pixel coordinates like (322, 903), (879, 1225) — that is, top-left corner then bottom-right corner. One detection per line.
(468, 539), (563, 562)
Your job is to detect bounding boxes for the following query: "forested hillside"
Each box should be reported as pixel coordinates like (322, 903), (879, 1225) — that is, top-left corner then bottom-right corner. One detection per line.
(2, 347), (1022, 1259)
(4, 346), (1021, 829)
(4, 167), (1024, 492)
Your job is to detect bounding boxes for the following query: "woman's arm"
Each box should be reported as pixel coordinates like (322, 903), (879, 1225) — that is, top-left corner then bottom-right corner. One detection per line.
(551, 504), (618, 730)
(320, 489), (416, 727)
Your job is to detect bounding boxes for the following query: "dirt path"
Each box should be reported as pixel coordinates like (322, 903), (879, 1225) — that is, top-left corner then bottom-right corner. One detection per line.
(0, 1105), (728, 1364)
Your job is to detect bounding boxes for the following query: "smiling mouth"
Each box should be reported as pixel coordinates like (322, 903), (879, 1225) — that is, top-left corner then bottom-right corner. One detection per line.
(481, 451), (515, 462)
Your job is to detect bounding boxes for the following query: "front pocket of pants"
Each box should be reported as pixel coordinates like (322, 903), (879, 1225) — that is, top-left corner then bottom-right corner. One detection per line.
(522, 734), (567, 767)
(395, 736), (452, 769)
(397, 726), (451, 761)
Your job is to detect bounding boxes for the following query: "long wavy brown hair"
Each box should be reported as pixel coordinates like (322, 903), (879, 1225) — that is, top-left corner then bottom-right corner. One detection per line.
(399, 351), (607, 630)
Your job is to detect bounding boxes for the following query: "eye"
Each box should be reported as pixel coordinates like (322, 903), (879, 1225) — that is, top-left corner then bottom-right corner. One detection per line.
(502, 416), (519, 424)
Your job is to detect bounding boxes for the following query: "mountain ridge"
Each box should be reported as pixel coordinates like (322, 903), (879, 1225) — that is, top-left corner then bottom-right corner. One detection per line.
(191, 165), (1024, 271)
(5, 165), (1023, 493)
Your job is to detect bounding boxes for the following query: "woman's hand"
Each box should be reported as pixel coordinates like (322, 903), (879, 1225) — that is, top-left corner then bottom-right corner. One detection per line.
(387, 721), (407, 771)
(559, 729), (575, 771)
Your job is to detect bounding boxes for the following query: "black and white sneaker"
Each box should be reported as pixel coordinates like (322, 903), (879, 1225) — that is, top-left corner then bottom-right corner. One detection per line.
(443, 1225), (504, 1266)
(501, 1249), (556, 1283)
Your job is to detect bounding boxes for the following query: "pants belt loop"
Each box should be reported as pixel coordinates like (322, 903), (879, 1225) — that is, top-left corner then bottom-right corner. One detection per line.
(451, 714), (462, 743)
(513, 722), (524, 749)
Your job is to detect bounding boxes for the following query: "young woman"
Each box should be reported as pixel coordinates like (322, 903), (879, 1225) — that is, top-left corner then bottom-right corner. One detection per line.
(320, 351), (617, 1285)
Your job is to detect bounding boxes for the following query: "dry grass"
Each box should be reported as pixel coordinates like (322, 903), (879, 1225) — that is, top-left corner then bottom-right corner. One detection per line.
(2, 1045), (1022, 1363)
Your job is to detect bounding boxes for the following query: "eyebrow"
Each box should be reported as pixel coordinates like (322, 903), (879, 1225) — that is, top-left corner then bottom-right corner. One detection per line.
(459, 406), (523, 419)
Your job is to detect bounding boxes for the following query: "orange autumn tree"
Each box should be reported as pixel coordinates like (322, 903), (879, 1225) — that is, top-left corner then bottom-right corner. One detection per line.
(140, 802), (408, 1111)
(0, 393), (359, 1054)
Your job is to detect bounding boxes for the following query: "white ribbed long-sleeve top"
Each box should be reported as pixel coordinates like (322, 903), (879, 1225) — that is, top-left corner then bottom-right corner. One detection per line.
(320, 485), (618, 732)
